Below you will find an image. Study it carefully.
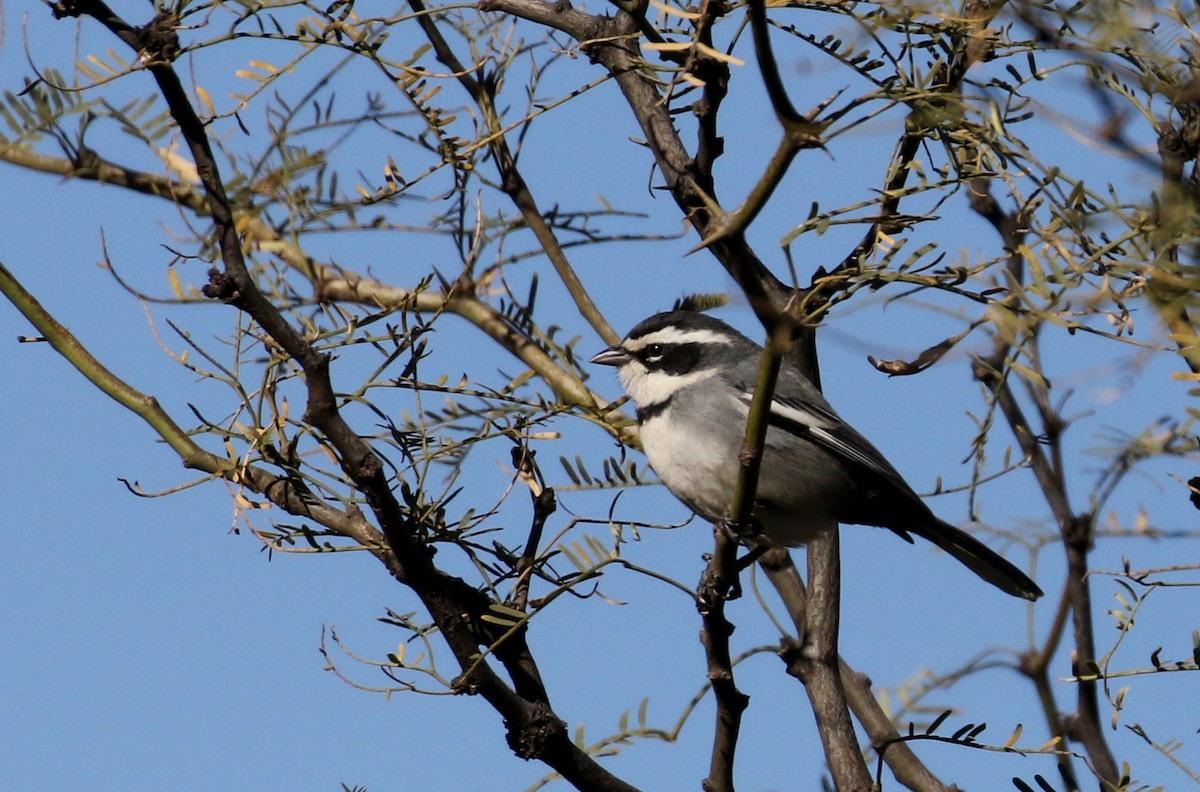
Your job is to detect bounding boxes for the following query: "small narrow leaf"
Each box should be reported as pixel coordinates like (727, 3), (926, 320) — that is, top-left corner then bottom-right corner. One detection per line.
(925, 709), (952, 735)
(574, 455), (593, 485)
(1034, 774), (1058, 792)
(1036, 736), (1062, 751)
(167, 267), (185, 300)
(559, 457), (581, 486)
(196, 85), (215, 116)
(559, 543), (585, 572)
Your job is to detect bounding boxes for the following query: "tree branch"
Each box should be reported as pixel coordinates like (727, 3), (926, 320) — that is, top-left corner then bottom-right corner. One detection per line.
(758, 550), (956, 792)
(697, 531), (750, 792)
(48, 3), (640, 788)
(407, 0), (619, 345)
(968, 179), (1119, 789)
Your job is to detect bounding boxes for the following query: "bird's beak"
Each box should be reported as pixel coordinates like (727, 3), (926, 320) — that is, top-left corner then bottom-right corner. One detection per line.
(590, 345), (631, 367)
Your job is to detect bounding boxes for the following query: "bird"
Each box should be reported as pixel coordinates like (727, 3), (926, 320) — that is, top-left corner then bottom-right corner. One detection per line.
(590, 309), (1042, 601)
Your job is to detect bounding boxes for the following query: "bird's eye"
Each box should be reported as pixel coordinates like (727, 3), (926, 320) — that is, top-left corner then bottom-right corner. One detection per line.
(643, 343), (665, 362)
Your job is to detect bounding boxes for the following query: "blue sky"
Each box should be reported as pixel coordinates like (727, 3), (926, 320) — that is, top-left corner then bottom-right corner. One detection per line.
(3, 4), (1199, 791)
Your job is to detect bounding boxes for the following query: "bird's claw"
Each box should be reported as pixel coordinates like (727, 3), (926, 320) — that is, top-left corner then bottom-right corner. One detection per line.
(718, 516), (763, 543)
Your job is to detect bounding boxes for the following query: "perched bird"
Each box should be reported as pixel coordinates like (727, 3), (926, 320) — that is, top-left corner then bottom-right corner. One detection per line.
(591, 310), (1042, 601)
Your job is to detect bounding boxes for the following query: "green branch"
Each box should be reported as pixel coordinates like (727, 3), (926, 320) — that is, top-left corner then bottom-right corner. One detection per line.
(0, 261), (217, 470)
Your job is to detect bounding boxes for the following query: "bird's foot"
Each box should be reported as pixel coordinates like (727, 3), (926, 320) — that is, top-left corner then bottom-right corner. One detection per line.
(718, 515), (764, 543)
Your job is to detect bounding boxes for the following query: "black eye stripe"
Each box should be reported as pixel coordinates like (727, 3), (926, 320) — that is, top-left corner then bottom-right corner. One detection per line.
(634, 342), (701, 375)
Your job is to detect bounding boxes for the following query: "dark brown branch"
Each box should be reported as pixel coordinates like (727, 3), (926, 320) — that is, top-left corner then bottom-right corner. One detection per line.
(828, 0), (1008, 280)
(0, 145), (205, 209)
(1148, 121), (1200, 374)
(693, 305), (792, 791)
(512, 446), (556, 612)
(746, 0), (801, 124)
(773, 309), (869, 790)
(52, 3), (638, 789)
(697, 531), (750, 792)
(1019, 582), (1082, 792)
(483, 0), (791, 321)
(792, 530), (873, 792)
(758, 551), (956, 792)
(407, 0), (618, 344)
(690, 0), (732, 187)
(967, 180), (1119, 789)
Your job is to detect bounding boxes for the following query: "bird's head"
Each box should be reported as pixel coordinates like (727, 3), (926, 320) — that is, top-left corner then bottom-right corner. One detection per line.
(591, 311), (752, 410)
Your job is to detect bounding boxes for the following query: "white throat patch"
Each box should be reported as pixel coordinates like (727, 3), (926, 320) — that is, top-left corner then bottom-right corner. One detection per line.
(618, 363), (718, 409)
(614, 321), (736, 409)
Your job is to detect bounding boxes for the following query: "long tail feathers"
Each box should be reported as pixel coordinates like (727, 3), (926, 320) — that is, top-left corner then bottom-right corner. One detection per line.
(911, 519), (1043, 601)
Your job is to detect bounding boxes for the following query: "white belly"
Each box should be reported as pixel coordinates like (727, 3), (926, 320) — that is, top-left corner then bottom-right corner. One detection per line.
(639, 410), (836, 546)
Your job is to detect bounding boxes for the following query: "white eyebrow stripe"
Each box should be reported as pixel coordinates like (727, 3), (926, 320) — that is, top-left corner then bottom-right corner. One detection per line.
(624, 326), (736, 351)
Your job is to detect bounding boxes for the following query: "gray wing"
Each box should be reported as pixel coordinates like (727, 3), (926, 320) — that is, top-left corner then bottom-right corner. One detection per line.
(734, 373), (1043, 600)
(733, 377), (918, 501)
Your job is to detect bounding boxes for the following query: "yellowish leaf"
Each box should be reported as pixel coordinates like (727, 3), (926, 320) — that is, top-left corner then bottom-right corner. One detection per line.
(642, 41), (692, 53)
(76, 61), (102, 81)
(195, 85), (214, 116)
(87, 53), (116, 75)
(694, 42), (745, 66)
(1036, 736), (1062, 751)
(648, 0), (702, 20)
(1010, 360), (1049, 388)
(167, 267), (185, 300)
(156, 145), (199, 183)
